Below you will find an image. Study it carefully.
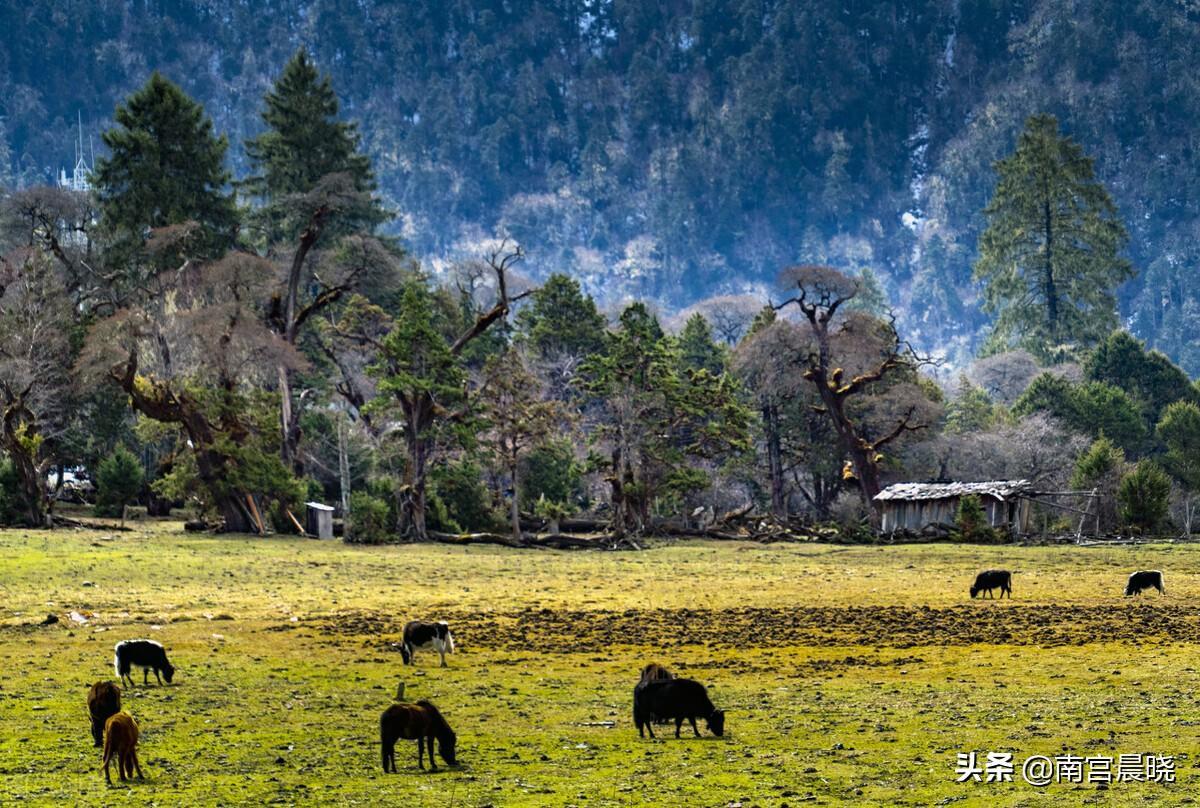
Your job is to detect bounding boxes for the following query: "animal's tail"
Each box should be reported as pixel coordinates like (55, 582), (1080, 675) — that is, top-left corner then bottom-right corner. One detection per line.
(101, 723), (113, 769)
(446, 630), (455, 654)
(113, 643), (122, 680)
(380, 732), (390, 771)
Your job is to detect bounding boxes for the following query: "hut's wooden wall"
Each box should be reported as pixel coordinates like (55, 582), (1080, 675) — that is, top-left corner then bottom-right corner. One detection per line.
(880, 495), (1028, 533)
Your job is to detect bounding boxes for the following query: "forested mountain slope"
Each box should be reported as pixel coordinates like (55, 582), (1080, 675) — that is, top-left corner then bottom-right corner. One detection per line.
(3, 1), (1199, 368)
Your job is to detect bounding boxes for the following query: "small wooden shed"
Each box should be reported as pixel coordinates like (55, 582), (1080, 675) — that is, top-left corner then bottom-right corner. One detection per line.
(874, 480), (1033, 534)
(305, 501), (335, 539)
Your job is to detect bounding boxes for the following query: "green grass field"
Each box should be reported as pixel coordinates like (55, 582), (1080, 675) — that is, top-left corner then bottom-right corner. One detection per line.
(2, 522), (1199, 806)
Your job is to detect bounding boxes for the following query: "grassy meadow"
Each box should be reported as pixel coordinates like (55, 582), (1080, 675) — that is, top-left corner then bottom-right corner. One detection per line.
(2, 522), (1200, 806)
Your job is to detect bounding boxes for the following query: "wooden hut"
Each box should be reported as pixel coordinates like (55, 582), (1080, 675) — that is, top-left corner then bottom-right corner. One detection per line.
(874, 480), (1033, 534)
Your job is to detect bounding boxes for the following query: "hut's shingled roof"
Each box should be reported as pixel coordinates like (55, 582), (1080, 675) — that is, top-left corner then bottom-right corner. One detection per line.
(873, 480), (1032, 502)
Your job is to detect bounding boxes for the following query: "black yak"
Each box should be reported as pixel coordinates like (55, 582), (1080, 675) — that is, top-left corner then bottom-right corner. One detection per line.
(970, 569), (1012, 599)
(633, 678), (725, 739)
(114, 640), (175, 687)
(1125, 570), (1166, 596)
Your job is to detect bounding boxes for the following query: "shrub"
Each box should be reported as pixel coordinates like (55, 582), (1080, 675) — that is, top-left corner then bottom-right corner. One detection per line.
(346, 491), (391, 544)
(95, 446), (145, 518)
(430, 458), (499, 533)
(1071, 436), (1126, 532)
(1118, 462), (1171, 533)
(0, 458), (19, 525)
(533, 495), (572, 533)
(954, 494), (1000, 543)
(519, 440), (582, 510)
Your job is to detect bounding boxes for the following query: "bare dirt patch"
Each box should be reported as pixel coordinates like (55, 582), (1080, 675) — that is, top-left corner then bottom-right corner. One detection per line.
(309, 601), (1200, 651)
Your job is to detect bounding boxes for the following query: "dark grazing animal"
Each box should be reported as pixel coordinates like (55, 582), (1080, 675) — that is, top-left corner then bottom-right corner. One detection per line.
(399, 621), (455, 667)
(1125, 570), (1166, 596)
(633, 677), (725, 739)
(380, 701), (458, 771)
(102, 712), (144, 785)
(639, 663), (674, 684)
(87, 681), (122, 747)
(969, 569), (1012, 599)
(114, 640), (175, 687)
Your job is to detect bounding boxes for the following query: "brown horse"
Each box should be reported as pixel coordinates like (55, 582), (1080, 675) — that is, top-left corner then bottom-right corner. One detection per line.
(102, 712), (144, 785)
(380, 701), (457, 772)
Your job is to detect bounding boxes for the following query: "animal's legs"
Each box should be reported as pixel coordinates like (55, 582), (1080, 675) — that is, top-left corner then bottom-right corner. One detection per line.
(689, 717), (700, 737)
(674, 717), (684, 738)
(417, 738), (424, 769)
(427, 736), (438, 770)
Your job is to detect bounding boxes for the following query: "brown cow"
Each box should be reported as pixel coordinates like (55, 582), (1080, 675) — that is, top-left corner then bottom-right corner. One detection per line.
(102, 712), (144, 785)
(639, 663), (674, 684)
(87, 681), (121, 748)
(380, 701), (457, 772)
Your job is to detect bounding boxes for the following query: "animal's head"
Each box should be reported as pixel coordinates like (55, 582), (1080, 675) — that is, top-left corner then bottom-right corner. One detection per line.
(969, 585), (979, 599)
(1124, 583), (1134, 597)
(162, 662), (175, 683)
(399, 644), (413, 665)
(439, 729), (458, 765)
(706, 709), (725, 737)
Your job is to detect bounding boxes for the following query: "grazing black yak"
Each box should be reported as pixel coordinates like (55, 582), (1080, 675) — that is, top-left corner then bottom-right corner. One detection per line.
(970, 569), (1012, 599)
(380, 701), (458, 771)
(634, 678), (725, 739)
(399, 621), (455, 667)
(102, 712), (144, 785)
(114, 640), (175, 687)
(87, 681), (122, 747)
(1125, 570), (1166, 596)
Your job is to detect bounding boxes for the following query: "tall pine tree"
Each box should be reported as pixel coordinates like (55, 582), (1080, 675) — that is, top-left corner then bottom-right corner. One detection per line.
(244, 48), (382, 241)
(974, 114), (1133, 360)
(94, 72), (236, 270)
(246, 48), (390, 472)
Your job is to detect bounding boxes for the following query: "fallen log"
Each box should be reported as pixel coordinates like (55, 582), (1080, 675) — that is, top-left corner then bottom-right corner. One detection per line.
(50, 515), (132, 532)
(428, 530), (619, 550)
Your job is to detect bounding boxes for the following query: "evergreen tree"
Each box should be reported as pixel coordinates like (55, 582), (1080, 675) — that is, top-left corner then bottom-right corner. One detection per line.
(946, 376), (998, 435)
(94, 445), (145, 520)
(1085, 330), (1195, 429)
(1118, 461), (1171, 533)
(678, 313), (727, 375)
(365, 247), (523, 540)
(244, 47), (382, 241)
(581, 302), (751, 537)
(515, 273), (607, 360)
(246, 49), (391, 472)
(479, 347), (567, 542)
(1157, 401), (1200, 535)
(94, 72), (236, 266)
(974, 114), (1133, 359)
(1071, 435), (1126, 532)
(369, 281), (466, 540)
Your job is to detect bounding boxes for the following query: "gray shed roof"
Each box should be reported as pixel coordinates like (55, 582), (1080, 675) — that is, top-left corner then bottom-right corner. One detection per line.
(874, 480), (1032, 502)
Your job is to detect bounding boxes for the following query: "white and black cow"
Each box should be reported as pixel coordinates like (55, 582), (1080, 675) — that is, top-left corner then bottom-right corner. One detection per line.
(1125, 570), (1166, 597)
(399, 621), (455, 667)
(114, 640), (175, 687)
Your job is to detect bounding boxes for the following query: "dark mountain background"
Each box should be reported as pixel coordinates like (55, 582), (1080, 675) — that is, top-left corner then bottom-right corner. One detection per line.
(2, 0), (1199, 369)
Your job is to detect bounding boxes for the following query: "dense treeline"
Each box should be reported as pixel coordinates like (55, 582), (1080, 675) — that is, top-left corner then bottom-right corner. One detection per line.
(5, 2), (1200, 371)
(2, 49), (1200, 541)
